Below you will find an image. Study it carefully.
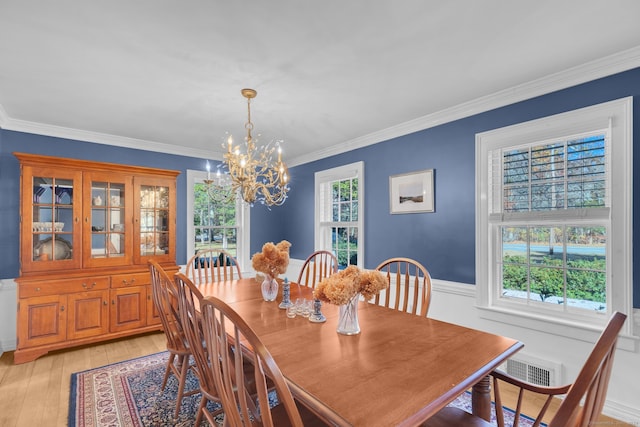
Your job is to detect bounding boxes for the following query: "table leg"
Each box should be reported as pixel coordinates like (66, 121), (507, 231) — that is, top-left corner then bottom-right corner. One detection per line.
(471, 375), (491, 421)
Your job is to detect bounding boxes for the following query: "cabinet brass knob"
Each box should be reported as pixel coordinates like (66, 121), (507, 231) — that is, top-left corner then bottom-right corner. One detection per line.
(60, 305), (65, 312)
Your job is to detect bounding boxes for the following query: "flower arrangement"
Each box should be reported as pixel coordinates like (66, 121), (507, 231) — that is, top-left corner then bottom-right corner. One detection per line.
(313, 265), (388, 305)
(251, 240), (291, 278)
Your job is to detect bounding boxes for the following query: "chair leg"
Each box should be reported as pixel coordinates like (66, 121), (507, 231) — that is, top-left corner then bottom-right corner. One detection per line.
(161, 353), (176, 391)
(194, 396), (207, 427)
(174, 354), (190, 417)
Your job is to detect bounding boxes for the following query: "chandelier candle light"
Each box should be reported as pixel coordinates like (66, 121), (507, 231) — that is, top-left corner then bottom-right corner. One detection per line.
(203, 160), (234, 204)
(222, 88), (290, 206)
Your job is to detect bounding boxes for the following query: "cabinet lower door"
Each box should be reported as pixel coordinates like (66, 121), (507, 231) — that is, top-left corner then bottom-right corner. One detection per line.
(146, 285), (161, 326)
(18, 295), (67, 348)
(67, 290), (110, 340)
(110, 286), (146, 332)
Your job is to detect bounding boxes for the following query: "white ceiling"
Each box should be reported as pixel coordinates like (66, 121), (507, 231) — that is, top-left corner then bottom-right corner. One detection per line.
(1, 1), (640, 166)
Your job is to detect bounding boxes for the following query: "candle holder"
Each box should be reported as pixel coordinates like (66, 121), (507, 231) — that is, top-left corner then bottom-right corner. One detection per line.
(278, 278), (292, 309)
(309, 298), (326, 323)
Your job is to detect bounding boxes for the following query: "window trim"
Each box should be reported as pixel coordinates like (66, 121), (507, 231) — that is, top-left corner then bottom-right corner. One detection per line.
(314, 161), (364, 268)
(476, 98), (634, 341)
(186, 169), (250, 272)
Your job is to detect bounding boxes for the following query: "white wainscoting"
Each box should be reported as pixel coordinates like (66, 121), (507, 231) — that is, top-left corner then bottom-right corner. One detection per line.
(0, 279), (17, 356)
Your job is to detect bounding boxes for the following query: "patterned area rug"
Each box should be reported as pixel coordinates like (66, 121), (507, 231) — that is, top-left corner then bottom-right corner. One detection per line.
(69, 351), (220, 427)
(69, 351), (542, 426)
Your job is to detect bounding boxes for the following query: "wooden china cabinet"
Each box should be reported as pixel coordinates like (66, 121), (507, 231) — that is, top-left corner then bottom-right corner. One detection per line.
(14, 153), (179, 364)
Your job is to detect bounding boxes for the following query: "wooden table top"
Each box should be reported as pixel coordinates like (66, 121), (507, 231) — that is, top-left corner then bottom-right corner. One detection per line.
(198, 278), (523, 427)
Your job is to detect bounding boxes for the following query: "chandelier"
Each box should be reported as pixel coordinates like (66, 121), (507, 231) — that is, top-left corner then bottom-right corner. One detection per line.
(220, 88), (290, 206)
(204, 161), (235, 205)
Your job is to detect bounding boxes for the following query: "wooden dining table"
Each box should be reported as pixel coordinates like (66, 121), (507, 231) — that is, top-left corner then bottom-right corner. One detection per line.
(196, 277), (523, 427)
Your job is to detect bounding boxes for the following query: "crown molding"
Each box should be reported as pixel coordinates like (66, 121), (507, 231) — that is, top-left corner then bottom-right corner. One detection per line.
(1, 46), (639, 165)
(289, 45), (640, 167)
(0, 116), (219, 160)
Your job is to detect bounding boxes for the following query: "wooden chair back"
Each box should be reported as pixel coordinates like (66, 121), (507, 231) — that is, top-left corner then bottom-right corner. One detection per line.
(296, 250), (338, 289)
(187, 249), (242, 284)
(200, 294), (307, 426)
(174, 272), (222, 426)
(148, 260), (197, 416)
(423, 312), (627, 427)
(374, 257), (432, 317)
(546, 311), (626, 427)
(149, 260), (186, 352)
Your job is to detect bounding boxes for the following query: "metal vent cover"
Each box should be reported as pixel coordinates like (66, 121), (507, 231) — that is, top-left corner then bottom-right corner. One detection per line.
(500, 354), (562, 387)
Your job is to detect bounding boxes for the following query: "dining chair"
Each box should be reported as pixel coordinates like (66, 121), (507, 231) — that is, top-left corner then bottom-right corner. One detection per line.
(186, 249), (242, 284)
(374, 257), (432, 317)
(174, 272), (223, 426)
(148, 260), (199, 417)
(422, 311), (627, 427)
(296, 250), (338, 289)
(199, 294), (329, 426)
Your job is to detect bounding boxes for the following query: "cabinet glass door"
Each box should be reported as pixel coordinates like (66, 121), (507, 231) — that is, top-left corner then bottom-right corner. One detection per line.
(135, 177), (175, 263)
(90, 181), (125, 258)
(32, 177), (75, 261)
(21, 166), (82, 272)
(139, 184), (169, 256)
(84, 173), (133, 267)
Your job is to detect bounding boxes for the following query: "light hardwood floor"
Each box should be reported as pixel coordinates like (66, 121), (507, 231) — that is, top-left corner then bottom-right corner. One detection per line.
(0, 332), (633, 426)
(0, 332), (166, 427)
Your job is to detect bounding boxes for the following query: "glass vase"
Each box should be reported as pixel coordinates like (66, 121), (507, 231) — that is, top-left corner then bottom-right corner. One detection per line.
(337, 293), (360, 335)
(261, 275), (278, 302)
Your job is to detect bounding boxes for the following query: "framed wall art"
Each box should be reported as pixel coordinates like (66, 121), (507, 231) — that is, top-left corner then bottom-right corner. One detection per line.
(389, 169), (434, 214)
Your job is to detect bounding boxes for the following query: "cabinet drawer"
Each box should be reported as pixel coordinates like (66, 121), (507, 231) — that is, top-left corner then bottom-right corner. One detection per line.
(111, 272), (151, 288)
(19, 277), (110, 298)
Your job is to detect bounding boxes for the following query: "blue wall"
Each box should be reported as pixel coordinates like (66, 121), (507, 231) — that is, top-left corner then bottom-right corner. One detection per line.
(1, 67), (639, 307)
(277, 67), (640, 307)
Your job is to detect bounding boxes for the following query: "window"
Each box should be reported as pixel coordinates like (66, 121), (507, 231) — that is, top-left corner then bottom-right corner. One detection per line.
(193, 181), (237, 254)
(477, 98), (632, 332)
(315, 162), (364, 269)
(186, 169), (250, 270)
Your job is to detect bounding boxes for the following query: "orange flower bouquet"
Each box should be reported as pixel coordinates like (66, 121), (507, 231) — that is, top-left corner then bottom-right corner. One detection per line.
(359, 269), (390, 301)
(252, 240), (291, 302)
(313, 265), (388, 304)
(313, 265), (388, 335)
(251, 240), (291, 279)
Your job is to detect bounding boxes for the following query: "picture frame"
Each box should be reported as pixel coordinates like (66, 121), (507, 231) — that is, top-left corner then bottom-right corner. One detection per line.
(389, 169), (434, 214)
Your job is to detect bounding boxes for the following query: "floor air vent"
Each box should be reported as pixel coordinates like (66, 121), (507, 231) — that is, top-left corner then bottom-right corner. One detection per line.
(500, 354), (561, 387)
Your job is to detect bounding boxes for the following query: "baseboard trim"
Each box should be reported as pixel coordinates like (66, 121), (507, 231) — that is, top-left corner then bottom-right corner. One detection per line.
(603, 398), (640, 425)
(0, 338), (17, 353)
